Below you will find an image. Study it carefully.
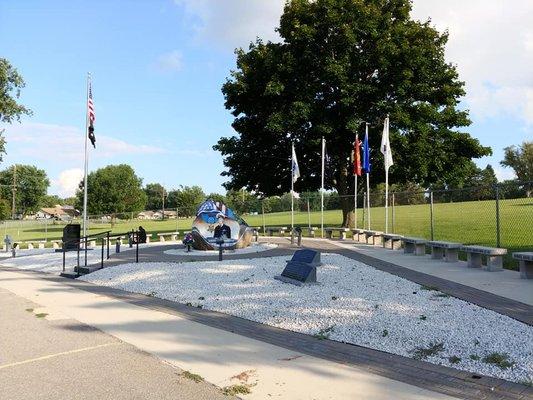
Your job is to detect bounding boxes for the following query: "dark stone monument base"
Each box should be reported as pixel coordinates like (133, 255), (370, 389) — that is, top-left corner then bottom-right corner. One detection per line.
(274, 274), (319, 287)
(54, 248), (94, 253)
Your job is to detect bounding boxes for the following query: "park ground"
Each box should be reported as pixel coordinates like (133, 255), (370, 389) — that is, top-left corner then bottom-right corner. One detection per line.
(4, 197), (531, 268)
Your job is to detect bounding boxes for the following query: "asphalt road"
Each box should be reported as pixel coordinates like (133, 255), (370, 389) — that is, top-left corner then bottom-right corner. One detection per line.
(0, 287), (235, 400)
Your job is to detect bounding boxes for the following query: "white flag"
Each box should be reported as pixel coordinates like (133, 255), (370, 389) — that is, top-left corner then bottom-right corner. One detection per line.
(380, 116), (393, 171)
(292, 143), (300, 183)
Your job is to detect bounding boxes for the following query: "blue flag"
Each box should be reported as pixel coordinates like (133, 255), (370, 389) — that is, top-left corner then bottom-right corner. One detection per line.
(362, 129), (371, 173)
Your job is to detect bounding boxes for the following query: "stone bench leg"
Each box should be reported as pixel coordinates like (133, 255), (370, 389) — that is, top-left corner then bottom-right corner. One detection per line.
(340, 231), (347, 240)
(486, 255), (503, 271)
(27, 243), (34, 250)
(357, 233), (365, 242)
(310, 231), (315, 238)
(146, 236), (150, 243)
(383, 238), (391, 249)
(171, 234), (177, 241)
(444, 248), (459, 263)
(38, 243), (45, 249)
(467, 252), (482, 268)
(414, 244), (425, 256)
(280, 230), (286, 237)
(519, 260), (533, 279)
(159, 236), (165, 242)
(391, 240), (402, 250)
(373, 236), (382, 246)
(52, 242), (59, 249)
(90, 240), (96, 248)
(431, 247), (444, 259)
(326, 231), (333, 239)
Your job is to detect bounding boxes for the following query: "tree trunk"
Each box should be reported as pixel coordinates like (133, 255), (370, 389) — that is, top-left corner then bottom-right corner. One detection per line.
(340, 196), (355, 228)
(338, 165), (355, 228)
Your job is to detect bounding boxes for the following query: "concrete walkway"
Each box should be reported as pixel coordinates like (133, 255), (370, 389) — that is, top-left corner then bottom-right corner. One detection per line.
(0, 268), (456, 400)
(0, 287), (234, 400)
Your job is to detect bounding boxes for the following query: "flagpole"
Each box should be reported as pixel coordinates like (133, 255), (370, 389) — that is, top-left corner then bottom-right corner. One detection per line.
(82, 72), (90, 238)
(354, 134), (358, 230)
(291, 143), (294, 231)
(365, 123), (371, 230)
(384, 116), (389, 234)
(321, 137), (325, 238)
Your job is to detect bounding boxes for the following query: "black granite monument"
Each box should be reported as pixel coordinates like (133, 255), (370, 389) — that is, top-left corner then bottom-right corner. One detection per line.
(62, 223), (81, 251)
(274, 249), (321, 286)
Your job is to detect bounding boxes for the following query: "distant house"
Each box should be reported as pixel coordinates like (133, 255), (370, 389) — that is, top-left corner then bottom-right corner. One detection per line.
(138, 211), (155, 220)
(36, 205), (80, 221)
(152, 210), (177, 219)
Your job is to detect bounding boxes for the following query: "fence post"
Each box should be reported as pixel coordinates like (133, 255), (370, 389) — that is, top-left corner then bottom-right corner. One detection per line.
(391, 193), (395, 234)
(495, 184), (501, 247)
(429, 191), (435, 241)
(262, 201), (266, 234)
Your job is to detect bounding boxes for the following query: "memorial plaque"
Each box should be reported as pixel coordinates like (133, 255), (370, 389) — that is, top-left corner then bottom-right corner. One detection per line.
(274, 249), (321, 286)
(62, 224), (81, 251)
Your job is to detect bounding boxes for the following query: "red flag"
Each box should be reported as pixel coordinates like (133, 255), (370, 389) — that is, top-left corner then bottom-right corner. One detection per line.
(353, 134), (362, 176)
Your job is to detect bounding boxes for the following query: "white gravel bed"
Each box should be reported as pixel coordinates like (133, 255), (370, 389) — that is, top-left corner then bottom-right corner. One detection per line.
(80, 254), (533, 384)
(163, 243), (277, 257)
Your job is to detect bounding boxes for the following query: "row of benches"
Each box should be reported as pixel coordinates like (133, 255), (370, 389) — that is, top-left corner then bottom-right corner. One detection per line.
(260, 226), (531, 279)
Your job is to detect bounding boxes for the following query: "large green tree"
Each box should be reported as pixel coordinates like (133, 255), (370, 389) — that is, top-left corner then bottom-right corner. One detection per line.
(76, 164), (147, 215)
(166, 185), (205, 217)
(501, 141), (533, 183)
(0, 165), (49, 215)
(144, 183), (167, 211)
(0, 58), (32, 162)
(215, 0), (491, 226)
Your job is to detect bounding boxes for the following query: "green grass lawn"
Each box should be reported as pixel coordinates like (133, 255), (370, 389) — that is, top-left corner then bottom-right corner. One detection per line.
(2, 197), (531, 268)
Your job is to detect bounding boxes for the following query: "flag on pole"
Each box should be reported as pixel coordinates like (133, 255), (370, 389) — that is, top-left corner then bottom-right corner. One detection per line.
(291, 144), (300, 183)
(353, 134), (362, 176)
(380, 116), (393, 171)
(362, 128), (371, 173)
(87, 80), (96, 148)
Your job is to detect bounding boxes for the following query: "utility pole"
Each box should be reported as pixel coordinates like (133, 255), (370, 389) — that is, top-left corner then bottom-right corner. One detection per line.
(161, 188), (166, 220)
(11, 165), (17, 220)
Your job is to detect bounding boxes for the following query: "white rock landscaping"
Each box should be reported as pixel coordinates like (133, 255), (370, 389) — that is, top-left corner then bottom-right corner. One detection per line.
(80, 253), (533, 384)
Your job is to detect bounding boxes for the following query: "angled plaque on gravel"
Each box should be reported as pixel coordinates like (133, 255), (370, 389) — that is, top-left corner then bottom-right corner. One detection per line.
(274, 249), (321, 286)
(62, 224), (81, 251)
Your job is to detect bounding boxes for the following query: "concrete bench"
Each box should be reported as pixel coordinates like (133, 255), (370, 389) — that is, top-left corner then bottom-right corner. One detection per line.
(382, 234), (403, 250)
(325, 227), (351, 240)
(302, 227), (318, 237)
(51, 240), (61, 249)
(266, 227), (288, 237)
(352, 229), (366, 242)
(363, 230), (383, 246)
(461, 245), (507, 271)
(513, 252), (533, 279)
(402, 237), (427, 256)
(427, 241), (462, 263)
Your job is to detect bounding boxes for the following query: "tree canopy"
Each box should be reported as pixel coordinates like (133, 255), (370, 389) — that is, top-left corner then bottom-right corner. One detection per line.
(0, 58), (32, 163)
(76, 164), (147, 215)
(501, 141), (533, 183)
(144, 183), (167, 211)
(166, 185), (205, 217)
(215, 0), (491, 226)
(0, 164), (49, 216)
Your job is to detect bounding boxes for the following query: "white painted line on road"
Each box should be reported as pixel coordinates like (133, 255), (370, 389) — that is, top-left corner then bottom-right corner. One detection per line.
(0, 342), (120, 370)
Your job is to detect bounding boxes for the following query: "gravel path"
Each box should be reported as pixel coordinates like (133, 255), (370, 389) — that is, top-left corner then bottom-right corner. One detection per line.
(80, 254), (533, 384)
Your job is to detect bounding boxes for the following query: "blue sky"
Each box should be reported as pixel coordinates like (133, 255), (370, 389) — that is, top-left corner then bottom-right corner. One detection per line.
(0, 0), (531, 196)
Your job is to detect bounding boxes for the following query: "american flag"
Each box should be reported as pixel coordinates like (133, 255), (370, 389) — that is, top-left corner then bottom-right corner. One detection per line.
(87, 79), (96, 148)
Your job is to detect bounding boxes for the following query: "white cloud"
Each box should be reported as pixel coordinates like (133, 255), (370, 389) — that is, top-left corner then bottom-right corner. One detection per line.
(154, 50), (183, 73)
(5, 122), (166, 161)
(411, 0), (533, 124)
(175, 0), (283, 49)
(175, 1), (533, 124)
(52, 168), (84, 197)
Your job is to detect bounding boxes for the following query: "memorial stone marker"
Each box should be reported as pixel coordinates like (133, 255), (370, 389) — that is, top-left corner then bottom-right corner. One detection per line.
(275, 249), (321, 286)
(62, 224), (81, 251)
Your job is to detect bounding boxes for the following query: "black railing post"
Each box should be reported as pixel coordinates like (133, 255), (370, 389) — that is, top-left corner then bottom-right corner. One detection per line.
(106, 232), (110, 259)
(101, 238), (104, 269)
(84, 236), (88, 267)
(135, 231), (139, 263)
(62, 242), (66, 272)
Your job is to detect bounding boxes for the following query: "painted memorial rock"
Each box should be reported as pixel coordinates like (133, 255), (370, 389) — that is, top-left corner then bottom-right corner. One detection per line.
(191, 199), (252, 250)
